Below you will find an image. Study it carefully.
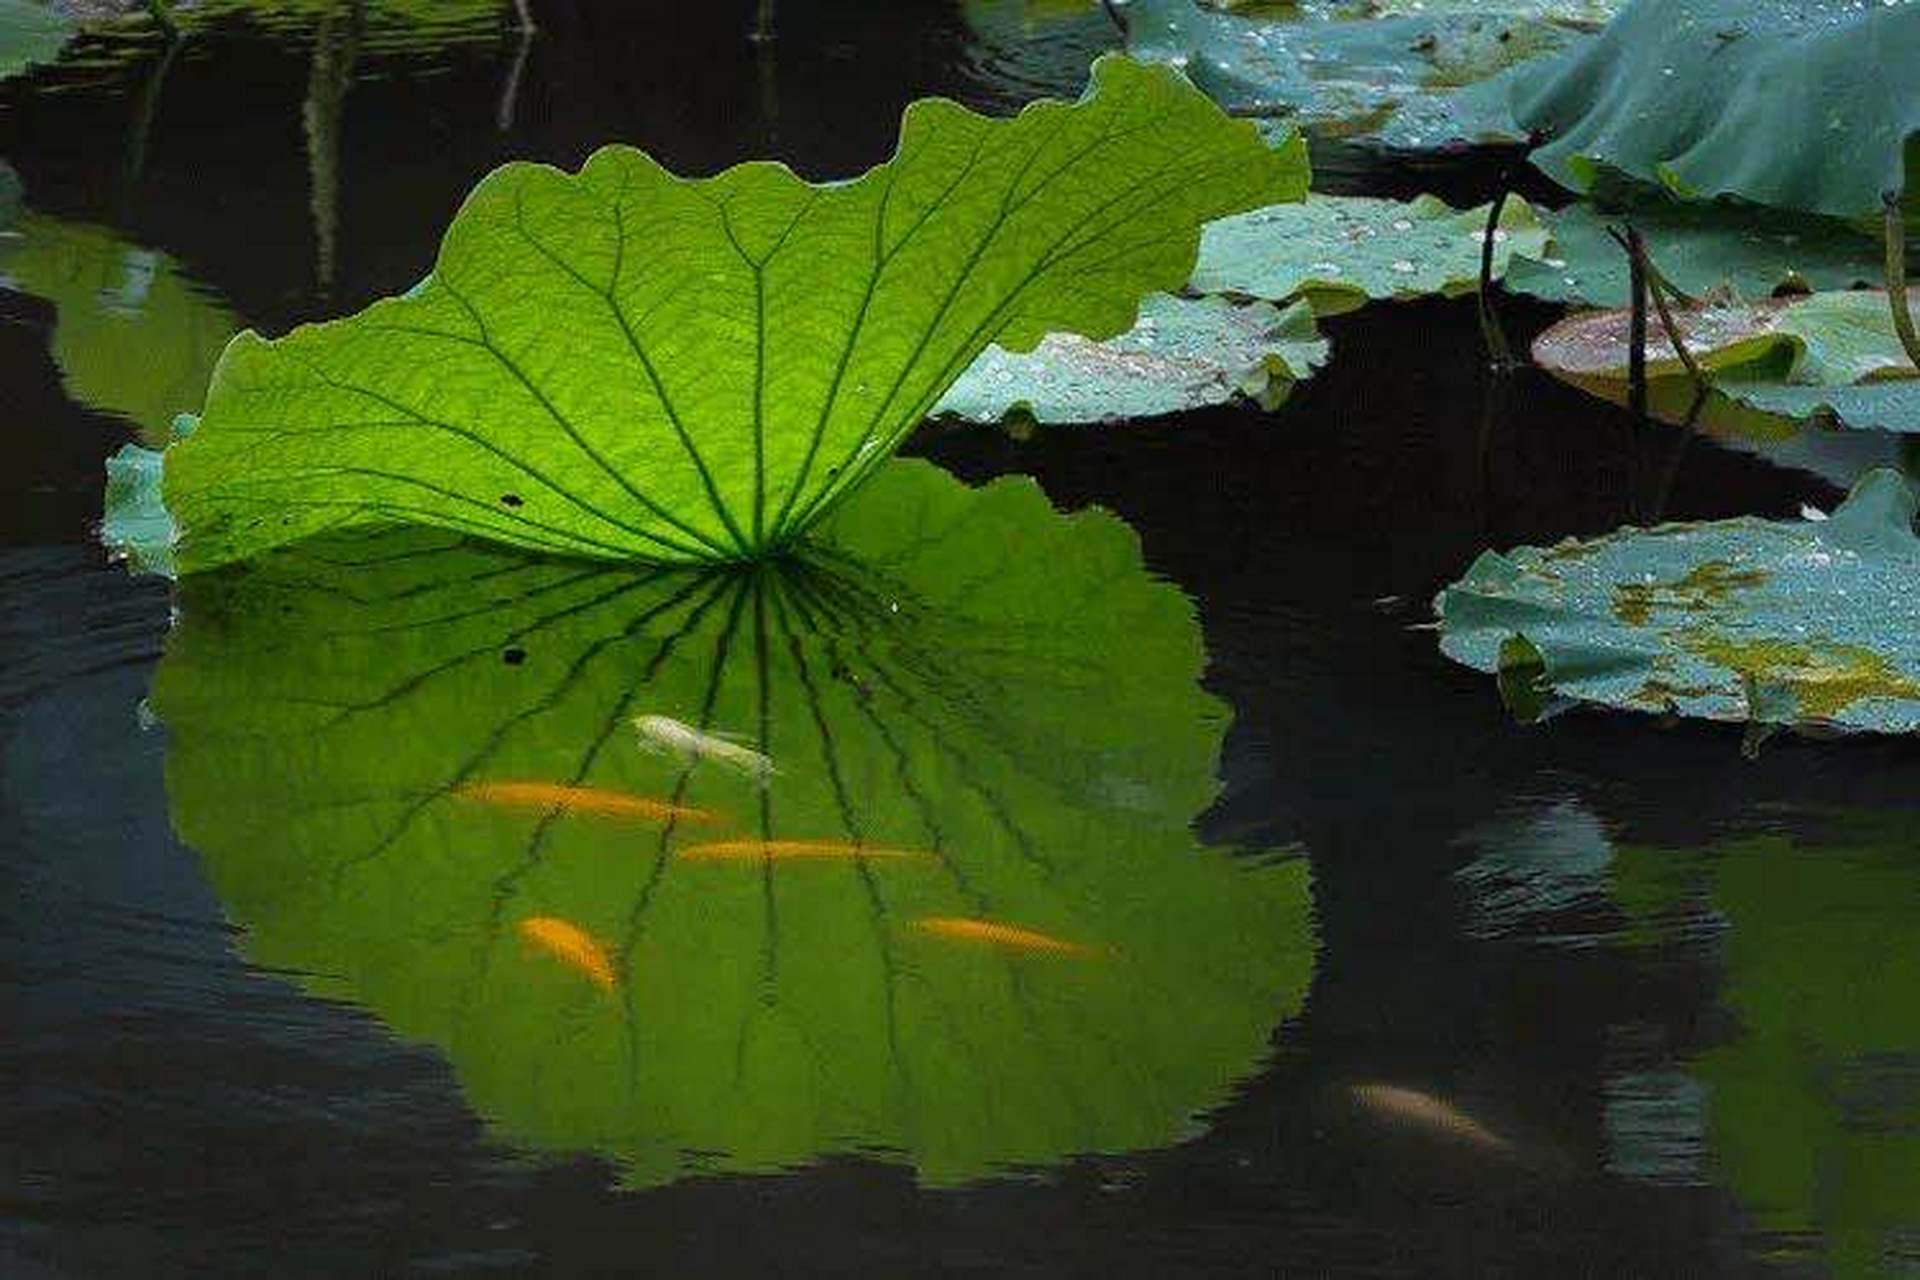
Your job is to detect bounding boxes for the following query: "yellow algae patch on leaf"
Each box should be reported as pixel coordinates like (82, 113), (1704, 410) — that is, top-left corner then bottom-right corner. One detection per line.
(1680, 634), (1920, 723)
(1611, 560), (1771, 628)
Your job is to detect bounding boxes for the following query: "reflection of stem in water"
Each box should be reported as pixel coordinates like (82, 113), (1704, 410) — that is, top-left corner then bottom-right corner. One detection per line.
(1475, 186), (1515, 371)
(496, 0), (535, 132)
(1473, 366), (1511, 545)
(121, 32), (181, 201)
(750, 0), (777, 142)
(304, 0), (363, 298)
(1646, 386), (1708, 524)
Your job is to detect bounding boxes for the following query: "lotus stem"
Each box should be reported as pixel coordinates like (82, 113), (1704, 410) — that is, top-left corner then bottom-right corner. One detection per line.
(1099, 0), (1128, 35)
(1608, 224), (1706, 395)
(1887, 192), (1920, 372)
(1615, 222), (1649, 429)
(1477, 187), (1517, 372)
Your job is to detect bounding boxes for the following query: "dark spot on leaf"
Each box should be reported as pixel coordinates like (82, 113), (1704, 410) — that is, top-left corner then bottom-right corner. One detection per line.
(500, 493), (524, 508)
(502, 646), (527, 666)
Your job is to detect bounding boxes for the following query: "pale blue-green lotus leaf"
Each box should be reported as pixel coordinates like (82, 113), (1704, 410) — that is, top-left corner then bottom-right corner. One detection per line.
(1435, 468), (1920, 735)
(1718, 377), (1920, 435)
(1512, 0), (1920, 222)
(0, 0), (70, 81)
(1506, 199), (1890, 309)
(101, 443), (178, 576)
(151, 459), (1318, 1188)
(936, 292), (1327, 422)
(1118, 0), (1596, 149)
(1193, 192), (1548, 315)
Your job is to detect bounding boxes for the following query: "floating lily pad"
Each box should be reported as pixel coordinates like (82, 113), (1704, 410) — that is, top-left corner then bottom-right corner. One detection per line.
(0, 211), (240, 441)
(1611, 822), (1920, 1276)
(151, 459), (1317, 1187)
(136, 56), (1305, 572)
(1193, 192), (1548, 315)
(1512, 0), (1920, 222)
(1435, 468), (1920, 736)
(935, 292), (1327, 422)
(1505, 199), (1890, 309)
(1118, 0), (1598, 149)
(1533, 289), (1920, 432)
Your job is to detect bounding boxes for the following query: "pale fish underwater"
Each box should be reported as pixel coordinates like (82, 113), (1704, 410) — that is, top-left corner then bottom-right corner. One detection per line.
(632, 714), (776, 785)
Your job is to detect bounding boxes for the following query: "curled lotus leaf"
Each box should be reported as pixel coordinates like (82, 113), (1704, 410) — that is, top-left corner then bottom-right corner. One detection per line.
(1435, 468), (1920, 736)
(151, 459), (1318, 1187)
(136, 55), (1307, 573)
(1512, 0), (1920, 222)
(936, 292), (1328, 422)
(1532, 289), (1920, 432)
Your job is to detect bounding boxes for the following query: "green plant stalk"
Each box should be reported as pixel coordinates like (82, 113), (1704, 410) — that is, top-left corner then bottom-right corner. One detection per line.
(1888, 192), (1920, 371)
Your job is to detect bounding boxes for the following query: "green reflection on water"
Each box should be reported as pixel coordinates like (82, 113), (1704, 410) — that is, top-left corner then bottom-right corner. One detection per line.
(0, 208), (238, 440)
(1614, 821), (1920, 1277)
(153, 460), (1317, 1186)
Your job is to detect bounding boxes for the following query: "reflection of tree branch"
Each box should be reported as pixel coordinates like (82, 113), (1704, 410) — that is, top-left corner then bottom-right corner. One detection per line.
(495, 0), (535, 132)
(304, 0), (364, 297)
(120, 31), (181, 203)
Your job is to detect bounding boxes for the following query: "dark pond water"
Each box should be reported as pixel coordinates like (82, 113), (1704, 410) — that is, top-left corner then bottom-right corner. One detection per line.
(3, 2), (1918, 1276)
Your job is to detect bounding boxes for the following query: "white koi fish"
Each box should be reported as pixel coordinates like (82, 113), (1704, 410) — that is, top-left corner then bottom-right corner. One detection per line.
(632, 714), (776, 785)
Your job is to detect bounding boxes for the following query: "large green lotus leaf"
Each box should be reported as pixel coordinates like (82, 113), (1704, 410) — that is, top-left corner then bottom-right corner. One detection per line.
(1118, 0), (1596, 149)
(1435, 468), (1920, 735)
(1532, 289), (1920, 432)
(0, 212), (240, 441)
(151, 459), (1317, 1187)
(145, 56), (1306, 573)
(934, 292), (1327, 422)
(0, 0), (70, 81)
(1512, 0), (1920, 222)
(1610, 824), (1920, 1276)
(1192, 192), (1548, 315)
(1505, 199), (1889, 309)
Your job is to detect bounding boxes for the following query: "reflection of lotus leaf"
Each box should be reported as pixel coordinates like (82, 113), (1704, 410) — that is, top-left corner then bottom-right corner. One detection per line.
(0, 213), (239, 440)
(154, 460), (1316, 1186)
(1512, 0), (1920, 222)
(1435, 468), (1920, 736)
(0, 0), (71, 82)
(1611, 823), (1920, 1277)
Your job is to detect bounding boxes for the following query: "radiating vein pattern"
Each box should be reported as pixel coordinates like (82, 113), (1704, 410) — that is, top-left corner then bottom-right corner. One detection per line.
(154, 461), (1316, 1186)
(156, 56), (1306, 572)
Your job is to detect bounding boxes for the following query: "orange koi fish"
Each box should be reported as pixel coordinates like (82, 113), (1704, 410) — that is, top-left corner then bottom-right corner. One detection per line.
(677, 839), (928, 862)
(912, 916), (1095, 957)
(1347, 1083), (1514, 1153)
(516, 916), (618, 991)
(456, 780), (718, 826)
